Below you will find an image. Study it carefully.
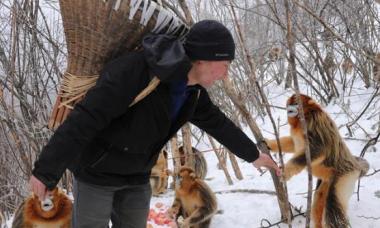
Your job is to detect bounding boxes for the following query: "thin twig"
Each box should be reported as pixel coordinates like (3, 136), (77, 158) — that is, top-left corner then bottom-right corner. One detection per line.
(214, 189), (276, 195)
(364, 169), (380, 177)
(360, 131), (380, 158)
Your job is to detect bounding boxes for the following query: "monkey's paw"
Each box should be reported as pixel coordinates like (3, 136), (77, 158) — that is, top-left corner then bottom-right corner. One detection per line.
(166, 208), (179, 219)
(178, 219), (190, 228)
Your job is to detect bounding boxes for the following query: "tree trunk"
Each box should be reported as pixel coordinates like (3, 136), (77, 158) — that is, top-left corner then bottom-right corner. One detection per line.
(228, 149), (244, 180)
(208, 135), (233, 185)
(222, 78), (291, 221)
(182, 123), (194, 168)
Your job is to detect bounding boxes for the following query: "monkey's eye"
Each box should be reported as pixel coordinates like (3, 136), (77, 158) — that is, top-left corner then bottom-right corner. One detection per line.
(287, 104), (299, 117)
(46, 193), (54, 199)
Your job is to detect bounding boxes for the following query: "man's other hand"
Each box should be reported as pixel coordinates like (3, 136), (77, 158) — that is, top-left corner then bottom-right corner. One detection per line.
(29, 175), (47, 201)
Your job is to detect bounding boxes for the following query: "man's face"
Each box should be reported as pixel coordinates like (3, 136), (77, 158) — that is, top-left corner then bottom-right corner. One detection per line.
(195, 60), (231, 88)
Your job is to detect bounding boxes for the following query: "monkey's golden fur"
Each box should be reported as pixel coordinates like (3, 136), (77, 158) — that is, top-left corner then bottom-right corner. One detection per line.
(168, 167), (217, 228)
(323, 52), (337, 76)
(150, 149), (170, 196)
(266, 94), (369, 228)
(268, 47), (282, 61)
(341, 58), (353, 75)
(178, 146), (207, 180)
(12, 187), (72, 228)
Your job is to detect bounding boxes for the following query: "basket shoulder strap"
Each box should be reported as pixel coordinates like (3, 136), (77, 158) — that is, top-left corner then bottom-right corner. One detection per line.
(129, 76), (160, 107)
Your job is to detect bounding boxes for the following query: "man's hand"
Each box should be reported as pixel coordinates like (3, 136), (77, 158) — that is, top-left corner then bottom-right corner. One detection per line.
(29, 175), (47, 201)
(252, 153), (281, 176)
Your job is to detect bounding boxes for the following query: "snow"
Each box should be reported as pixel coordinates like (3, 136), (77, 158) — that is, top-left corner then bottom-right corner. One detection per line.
(150, 146), (379, 227)
(150, 86), (380, 228)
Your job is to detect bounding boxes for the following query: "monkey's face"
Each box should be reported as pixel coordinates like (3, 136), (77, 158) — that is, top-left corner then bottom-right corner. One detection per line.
(40, 195), (54, 212)
(177, 167), (196, 187)
(33, 187), (64, 219)
(286, 94), (321, 119)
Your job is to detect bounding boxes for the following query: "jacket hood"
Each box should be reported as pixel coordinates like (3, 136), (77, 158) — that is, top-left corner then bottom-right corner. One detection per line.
(142, 34), (192, 83)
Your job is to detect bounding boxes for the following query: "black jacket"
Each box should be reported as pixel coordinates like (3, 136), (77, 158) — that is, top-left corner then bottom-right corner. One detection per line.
(32, 35), (260, 189)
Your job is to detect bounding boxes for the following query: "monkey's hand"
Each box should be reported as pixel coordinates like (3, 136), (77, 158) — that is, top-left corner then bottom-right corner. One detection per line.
(178, 218), (190, 228)
(166, 207), (179, 219)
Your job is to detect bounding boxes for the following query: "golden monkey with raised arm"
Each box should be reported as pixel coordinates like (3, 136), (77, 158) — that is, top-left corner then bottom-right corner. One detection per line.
(266, 94), (369, 228)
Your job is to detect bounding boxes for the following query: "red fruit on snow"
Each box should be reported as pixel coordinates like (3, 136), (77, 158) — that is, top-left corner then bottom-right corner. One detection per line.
(168, 221), (178, 228)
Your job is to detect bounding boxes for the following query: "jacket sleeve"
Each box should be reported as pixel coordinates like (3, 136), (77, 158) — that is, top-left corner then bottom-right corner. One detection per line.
(190, 87), (260, 162)
(32, 55), (148, 189)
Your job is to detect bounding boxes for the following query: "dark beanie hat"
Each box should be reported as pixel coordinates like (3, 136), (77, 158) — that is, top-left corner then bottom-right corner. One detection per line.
(184, 20), (235, 61)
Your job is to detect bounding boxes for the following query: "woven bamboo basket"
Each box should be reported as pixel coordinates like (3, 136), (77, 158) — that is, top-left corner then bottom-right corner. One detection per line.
(49, 0), (188, 129)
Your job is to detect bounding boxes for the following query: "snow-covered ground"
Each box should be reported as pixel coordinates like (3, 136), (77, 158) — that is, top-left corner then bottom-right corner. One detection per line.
(150, 87), (380, 228)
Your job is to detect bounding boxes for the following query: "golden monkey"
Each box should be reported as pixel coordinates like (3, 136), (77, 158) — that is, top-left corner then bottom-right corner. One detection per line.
(178, 146), (207, 180)
(268, 47), (282, 61)
(341, 57), (353, 75)
(150, 149), (170, 196)
(168, 167), (217, 228)
(323, 52), (337, 75)
(12, 187), (72, 228)
(266, 94), (369, 228)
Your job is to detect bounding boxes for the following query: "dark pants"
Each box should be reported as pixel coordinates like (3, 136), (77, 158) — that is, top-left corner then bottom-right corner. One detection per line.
(72, 179), (151, 228)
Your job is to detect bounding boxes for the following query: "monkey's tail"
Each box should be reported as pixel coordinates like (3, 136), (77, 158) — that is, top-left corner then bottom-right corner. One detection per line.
(325, 179), (350, 228)
(188, 207), (217, 226)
